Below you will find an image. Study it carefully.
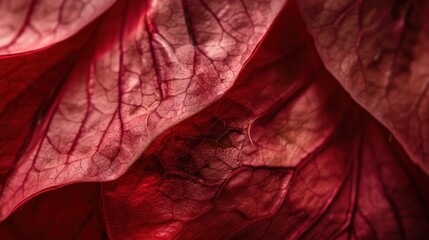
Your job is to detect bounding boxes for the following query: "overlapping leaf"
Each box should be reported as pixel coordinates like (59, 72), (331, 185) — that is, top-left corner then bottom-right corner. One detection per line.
(298, 0), (429, 175)
(1, 0), (428, 239)
(102, 2), (429, 238)
(0, 0), (285, 220)
(0, 183), (106, 240)
(0, 0), (116, 54)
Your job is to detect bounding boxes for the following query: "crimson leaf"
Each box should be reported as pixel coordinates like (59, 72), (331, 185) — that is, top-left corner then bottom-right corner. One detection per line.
(0, 0), (284, 220)
(0, 0), (115, 54)
(0, 183), (106, 239)
(1, 0), (428, 239)
(297, 0), (429, 175)
(102, 2), (429, 239)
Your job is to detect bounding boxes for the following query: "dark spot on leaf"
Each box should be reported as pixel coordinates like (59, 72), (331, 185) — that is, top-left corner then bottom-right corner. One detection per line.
(218, 134), (233, 149)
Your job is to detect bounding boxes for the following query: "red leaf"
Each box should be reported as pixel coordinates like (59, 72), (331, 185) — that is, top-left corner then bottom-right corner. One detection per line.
(0, 0), (115, 54)
(3, 0), (428, 238)
(0, 183), (106, 240)
(0, 23), (96, 191)
(0, 0), (285, 220)
(102, 1), (429, 238)
(297, 0), (429, 175)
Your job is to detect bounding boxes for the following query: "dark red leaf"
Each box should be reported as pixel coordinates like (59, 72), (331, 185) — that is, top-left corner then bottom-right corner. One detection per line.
(102, 2), (429, 238)
(0, 183), (106, 240)
(3, 0), (428, 238)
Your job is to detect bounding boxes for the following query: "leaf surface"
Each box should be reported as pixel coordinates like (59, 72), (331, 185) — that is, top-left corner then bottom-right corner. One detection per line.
(0, 0), (116, 54)
(102, 2), (429, 238)
(298, 0), (429, 175)
(0, 0), (285, 220)
(0, 183), (106, 240)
